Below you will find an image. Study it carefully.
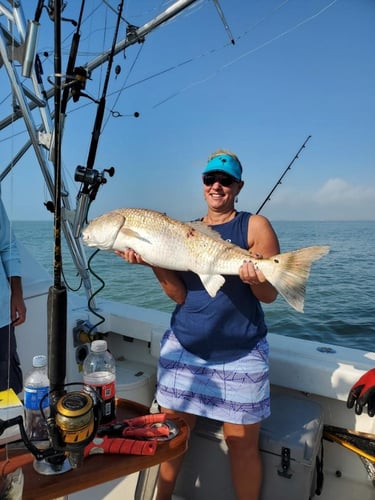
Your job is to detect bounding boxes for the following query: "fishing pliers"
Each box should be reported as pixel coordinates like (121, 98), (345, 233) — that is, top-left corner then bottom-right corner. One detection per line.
(97, 413), (175, 440)
(84, 413), (179, 457)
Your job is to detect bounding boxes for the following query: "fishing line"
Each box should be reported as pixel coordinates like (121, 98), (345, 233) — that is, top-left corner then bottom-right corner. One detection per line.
(153, 0), (338, 108)
(219, 0), (339, 72)
(35, 2), (109, 92)
(0, 0), (291, 127)
(103, 43), (145, 129)
(150, 0), (291, 107)
(102, 0), (131, 25)
(57, 52), (190, 118)
(0, 0), (289, 125)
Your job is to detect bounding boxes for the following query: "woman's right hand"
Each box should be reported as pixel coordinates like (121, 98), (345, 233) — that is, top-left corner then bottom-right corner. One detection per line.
(115, 248), (147, 265)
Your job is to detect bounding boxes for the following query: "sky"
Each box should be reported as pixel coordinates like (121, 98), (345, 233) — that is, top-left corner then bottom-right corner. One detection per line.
(0, 0), (374, 222)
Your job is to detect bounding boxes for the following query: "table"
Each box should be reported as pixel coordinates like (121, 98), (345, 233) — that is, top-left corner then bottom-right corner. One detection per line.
(0, 398), (189, 500)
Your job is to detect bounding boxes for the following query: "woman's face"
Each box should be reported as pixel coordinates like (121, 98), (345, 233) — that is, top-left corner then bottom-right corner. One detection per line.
(202, 172), (243, 211)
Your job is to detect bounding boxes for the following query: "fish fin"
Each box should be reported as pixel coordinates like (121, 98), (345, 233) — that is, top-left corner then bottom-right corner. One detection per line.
(198, 274), (226, 297)
(120, 227), (151, 244)
(257, 245), (330, 313)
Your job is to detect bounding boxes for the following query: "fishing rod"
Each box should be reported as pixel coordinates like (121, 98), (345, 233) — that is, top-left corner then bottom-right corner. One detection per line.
(48, 0), (66, 398)
(256, 135), (312, 214)
(73, 0), (125, 239)
(60, 0), (86, 115)
(43, 2), (102, 472)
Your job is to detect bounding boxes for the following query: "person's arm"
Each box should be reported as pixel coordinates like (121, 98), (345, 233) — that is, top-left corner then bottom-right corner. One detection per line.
(151, 267), (186, 304)
(239, 214), (280, 303)
(9, 276), (26, 326)
(0, 195), (27, 325)
(115, 249), (186, 304)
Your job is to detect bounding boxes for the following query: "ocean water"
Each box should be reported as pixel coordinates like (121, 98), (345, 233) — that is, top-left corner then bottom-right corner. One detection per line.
(13, 220), (375, 352)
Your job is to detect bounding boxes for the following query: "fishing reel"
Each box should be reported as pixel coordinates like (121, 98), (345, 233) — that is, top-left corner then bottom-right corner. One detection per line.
(74, 165), (115, 189)
(44, 385), (101, 471)
(73, 165), (115, 238)
(70, 66), (89, 103)
(0, 384), (101, 474)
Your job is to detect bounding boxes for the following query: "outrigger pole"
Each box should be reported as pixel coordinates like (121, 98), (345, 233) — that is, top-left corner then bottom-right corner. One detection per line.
(256, 135), (312, 214)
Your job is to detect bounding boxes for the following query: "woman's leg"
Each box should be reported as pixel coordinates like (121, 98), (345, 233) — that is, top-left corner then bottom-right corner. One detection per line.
(223, 420), (262, 500)
(155, 408), (197, 500)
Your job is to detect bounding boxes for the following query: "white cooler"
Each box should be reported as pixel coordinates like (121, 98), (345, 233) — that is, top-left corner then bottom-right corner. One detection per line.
(115, 360), (156, 407)
(259, 393), (324, 499)
(174, 392), (324, 500)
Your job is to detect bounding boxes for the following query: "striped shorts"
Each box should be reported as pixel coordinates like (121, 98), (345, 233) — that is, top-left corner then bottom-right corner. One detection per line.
(156, 330), (270, 424)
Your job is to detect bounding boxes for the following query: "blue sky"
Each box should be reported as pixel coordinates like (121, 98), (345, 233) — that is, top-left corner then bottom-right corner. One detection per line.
(1, 0), (374, 221)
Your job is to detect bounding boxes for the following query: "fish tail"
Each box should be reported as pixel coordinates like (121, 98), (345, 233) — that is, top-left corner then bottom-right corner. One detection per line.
(258, 245), (330, 312)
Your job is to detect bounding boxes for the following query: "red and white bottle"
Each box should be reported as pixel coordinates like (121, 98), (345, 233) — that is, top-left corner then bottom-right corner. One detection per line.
(83, 340), (116, 424)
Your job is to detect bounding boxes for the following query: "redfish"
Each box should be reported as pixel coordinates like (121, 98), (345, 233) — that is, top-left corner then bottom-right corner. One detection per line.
(82, 208), (329, 312)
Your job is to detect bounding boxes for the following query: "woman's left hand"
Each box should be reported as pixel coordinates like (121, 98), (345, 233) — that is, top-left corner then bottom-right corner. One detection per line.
(239, 261), (266, 286)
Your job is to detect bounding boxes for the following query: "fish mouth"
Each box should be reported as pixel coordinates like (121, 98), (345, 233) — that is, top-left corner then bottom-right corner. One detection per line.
(81, 229), (91, 244)
(82, 213), (125, 249)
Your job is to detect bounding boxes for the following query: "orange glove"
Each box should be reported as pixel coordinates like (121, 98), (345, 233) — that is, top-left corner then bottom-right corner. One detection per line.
(347, 369), (375, 417)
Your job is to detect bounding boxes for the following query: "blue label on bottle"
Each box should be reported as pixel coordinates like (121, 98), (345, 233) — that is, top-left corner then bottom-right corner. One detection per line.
(24, 386), (49, 410)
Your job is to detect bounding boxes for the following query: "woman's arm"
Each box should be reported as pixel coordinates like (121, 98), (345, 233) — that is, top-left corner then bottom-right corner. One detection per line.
(152, 267), (186, 305)
(239, 214), (280, 303)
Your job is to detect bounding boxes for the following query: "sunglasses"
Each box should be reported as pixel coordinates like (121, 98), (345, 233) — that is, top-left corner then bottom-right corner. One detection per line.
(202, 173), (238, 187)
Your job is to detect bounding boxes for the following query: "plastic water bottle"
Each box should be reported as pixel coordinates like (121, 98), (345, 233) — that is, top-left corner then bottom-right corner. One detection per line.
(23, 355), (50, 441)
(83, 340), (116, 424)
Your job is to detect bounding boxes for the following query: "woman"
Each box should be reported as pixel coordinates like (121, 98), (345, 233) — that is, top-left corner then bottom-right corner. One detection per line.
(117, 150), (280, 500)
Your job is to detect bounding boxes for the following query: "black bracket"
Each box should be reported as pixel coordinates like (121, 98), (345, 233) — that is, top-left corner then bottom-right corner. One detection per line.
(278, 446), (292, 479)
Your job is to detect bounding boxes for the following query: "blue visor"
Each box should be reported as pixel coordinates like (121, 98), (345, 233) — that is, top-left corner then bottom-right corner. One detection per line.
(202, 154), (242, 181)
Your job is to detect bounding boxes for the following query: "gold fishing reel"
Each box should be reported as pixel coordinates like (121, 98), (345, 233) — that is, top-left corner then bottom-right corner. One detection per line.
(45, 385), (101, 469)
(55, 391), (95, 444)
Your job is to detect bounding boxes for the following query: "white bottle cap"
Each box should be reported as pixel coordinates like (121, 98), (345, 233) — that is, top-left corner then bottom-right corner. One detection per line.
(91, 340), (107, 353)
(32, 355), (47, 367)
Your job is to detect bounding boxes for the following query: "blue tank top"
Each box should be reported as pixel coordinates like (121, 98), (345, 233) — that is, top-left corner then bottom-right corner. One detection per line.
(171, 211), (267, 362)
